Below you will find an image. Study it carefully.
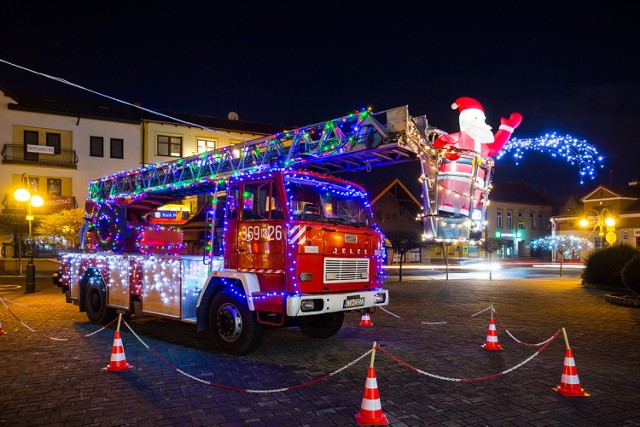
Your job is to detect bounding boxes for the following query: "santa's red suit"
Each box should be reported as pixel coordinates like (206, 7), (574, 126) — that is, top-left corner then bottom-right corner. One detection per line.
(433, 97), (522, 216)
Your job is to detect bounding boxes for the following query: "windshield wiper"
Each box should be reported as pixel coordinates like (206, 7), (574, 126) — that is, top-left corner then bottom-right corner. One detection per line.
(333, 217), (365, 227)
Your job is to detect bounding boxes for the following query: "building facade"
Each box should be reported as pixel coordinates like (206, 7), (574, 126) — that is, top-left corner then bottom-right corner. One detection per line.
(0, 83), (282, 259)
(366, 178), (556, 262)
(551, 183), (640, 254)
(368, 178), (424, 263)
(484, 182), (555, 258)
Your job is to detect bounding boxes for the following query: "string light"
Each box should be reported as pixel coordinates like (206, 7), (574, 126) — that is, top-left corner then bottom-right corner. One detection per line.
(530, 235), (593, 253)
(496, 133), (605, 184)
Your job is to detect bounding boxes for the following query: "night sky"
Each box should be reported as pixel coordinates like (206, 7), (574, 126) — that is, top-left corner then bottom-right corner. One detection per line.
(1, 2), (638, 198)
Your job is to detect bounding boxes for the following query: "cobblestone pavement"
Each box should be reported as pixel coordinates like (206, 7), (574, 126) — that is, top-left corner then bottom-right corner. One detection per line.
(1, 273), (639, 426)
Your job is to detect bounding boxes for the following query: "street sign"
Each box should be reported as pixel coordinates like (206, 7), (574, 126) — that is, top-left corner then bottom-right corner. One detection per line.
(27, 144), (55, 154)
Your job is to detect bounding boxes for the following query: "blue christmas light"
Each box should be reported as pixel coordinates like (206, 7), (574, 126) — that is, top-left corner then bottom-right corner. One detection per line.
(496, 133), (605, 184)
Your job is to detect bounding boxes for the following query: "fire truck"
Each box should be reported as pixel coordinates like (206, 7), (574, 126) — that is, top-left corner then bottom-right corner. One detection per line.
(59, 106), (494, 354)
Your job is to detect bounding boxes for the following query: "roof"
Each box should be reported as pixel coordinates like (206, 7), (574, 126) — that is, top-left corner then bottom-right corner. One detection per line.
(553, 183), (640, 220)
(1, 75), (285, 134)
(580, 184), (640, 202)
(367, 178), (422, 207)
(488, 181), (554, 206)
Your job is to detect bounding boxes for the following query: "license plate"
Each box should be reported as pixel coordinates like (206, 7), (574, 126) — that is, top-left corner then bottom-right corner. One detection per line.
(343, 296), (365, 308)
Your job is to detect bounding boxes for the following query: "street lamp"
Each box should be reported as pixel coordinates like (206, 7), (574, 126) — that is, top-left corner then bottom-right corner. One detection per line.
(579, 208), (616, 248)
(14, 175), (44, 293)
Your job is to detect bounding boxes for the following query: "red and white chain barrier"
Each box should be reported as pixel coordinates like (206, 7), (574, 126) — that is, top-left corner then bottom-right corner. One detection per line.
(380, 305), (493, 325)
(491, 307), (557, 347)
(0, 295), (118, 341)
(381, 304), (558, 347)
(122, 319), (371, 393)
(376, 329), (561, 382)
(1, 294), (564, 392)
(0, 298), (27, 307)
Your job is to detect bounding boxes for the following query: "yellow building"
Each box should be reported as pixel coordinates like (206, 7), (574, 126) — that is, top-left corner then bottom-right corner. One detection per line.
(484, 182), (555, 258)
(551, 182), (640, 253)
(0, 81), (282, 260)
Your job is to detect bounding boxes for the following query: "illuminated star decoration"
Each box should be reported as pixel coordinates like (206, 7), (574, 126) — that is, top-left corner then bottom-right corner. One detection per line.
(495, 133), (605, 184)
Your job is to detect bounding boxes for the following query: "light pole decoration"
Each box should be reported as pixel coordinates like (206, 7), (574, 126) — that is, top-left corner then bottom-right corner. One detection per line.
(14, 174), (44, 293)
(579, 208), (616, 248)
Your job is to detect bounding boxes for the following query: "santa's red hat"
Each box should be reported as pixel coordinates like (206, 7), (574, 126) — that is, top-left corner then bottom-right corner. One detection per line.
(451, 97), (484, 112)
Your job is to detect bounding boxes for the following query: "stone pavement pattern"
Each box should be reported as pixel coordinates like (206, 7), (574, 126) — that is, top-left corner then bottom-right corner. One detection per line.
(1, 275), (639, 426)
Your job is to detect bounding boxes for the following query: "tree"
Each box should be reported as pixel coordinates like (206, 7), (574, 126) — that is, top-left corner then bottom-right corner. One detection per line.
(531, 235), (592, 276)
(477, 237), (506, 280)
(0, 214), (34, 260)
(34, 208), (86, 249)
(0, 214), (30, 235)
(385, 230), (423, 282)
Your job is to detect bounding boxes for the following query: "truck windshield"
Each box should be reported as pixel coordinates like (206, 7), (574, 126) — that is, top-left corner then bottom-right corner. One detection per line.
(284, 175), (373, 227)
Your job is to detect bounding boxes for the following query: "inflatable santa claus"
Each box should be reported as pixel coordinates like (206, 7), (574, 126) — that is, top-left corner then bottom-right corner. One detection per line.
(433, 97), (522, 216)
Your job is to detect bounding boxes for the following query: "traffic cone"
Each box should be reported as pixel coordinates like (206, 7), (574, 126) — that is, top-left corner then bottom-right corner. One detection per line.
(103, 313), (133, 372)
(359, 312), (373, 327)
(0, 314), (5, 335)
(553, 328), (589, 397)
(481, 316), (503, 350)
(354, 342), (388, 426)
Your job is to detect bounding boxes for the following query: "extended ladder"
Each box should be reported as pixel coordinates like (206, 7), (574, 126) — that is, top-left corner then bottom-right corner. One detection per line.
(89, 107), (426, 202)
(87, 105), (492, 242)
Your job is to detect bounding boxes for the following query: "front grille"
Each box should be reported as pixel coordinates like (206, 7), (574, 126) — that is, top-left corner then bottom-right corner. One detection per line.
(324, 257), (369, 283)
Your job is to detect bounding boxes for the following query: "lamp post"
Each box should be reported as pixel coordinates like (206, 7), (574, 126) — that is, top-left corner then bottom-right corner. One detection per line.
(14, 175), (44, 293)
(579, 208), (616, 249)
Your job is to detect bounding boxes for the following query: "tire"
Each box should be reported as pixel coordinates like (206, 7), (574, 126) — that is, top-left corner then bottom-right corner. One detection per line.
(85, 281), (116, 323)
(299, 312), (345, 339)
(209, 289), (263, 355)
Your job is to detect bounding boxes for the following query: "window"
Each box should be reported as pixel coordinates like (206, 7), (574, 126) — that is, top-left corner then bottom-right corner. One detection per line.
(24, 130), (39, 145)
(110, 138), (124, 159)
(530, 211), (535, 229)
(241, 181), (284, 220)
(506, 210), (513, 229)
(27, 176), (40, 192)
(157, 135), (182, 157)
(538, 213), (544, 230)
(47, 178), (62, 196)
(496, 209), (503, 228)
(90, 136), (104, 157)
(23, 130), (39, 161)
(518, 211), (525, 229)
(197, 138), (216, 153)
(46, 132), (61, 154)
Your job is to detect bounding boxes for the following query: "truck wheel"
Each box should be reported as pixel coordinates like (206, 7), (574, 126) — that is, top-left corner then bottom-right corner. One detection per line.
(209, 289), (263, 355)
(85, 282), (116, 323)
(299, 312), (344, 339)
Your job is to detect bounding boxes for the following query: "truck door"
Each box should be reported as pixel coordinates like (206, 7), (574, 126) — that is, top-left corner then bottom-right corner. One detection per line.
(223, 185), (240, 269)
(236, 180), (286, 273)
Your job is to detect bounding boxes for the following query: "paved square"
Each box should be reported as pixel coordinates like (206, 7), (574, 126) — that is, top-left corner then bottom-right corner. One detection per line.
(1, 273), (639, 426)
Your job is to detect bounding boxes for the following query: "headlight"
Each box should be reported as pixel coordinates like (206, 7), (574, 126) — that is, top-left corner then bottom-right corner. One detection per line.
(299, 272), (313, 281)
(301, 299), (323, 312)
(375, 292), (386, 304)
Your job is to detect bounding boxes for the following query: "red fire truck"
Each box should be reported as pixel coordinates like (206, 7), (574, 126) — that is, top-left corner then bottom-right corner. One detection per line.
(59, 106), (494, 354)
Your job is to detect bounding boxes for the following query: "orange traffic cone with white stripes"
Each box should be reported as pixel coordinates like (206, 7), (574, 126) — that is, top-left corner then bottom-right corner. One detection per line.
(103, 313), (133, 372)
(359, 312), (373, 327)
(482, 308), (504, 350)
(553, 328), (589, 397)
(0, 314), (5, 335)
(482, 312), (503, 350)
(354, 342), (389, 426)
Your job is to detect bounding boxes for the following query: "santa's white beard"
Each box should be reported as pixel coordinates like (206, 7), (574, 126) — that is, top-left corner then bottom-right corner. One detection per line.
(465, 123), (494, 144)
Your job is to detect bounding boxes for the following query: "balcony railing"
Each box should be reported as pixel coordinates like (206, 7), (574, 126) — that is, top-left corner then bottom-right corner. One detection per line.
(1, 144), (79, 169)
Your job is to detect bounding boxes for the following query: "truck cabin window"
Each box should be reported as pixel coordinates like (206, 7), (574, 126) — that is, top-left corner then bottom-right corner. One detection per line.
(284, 176), (372, 227)
(241, 181), (284, 220)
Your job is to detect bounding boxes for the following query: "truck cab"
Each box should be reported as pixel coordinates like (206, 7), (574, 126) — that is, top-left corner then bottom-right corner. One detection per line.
(195, 170), (387, 353)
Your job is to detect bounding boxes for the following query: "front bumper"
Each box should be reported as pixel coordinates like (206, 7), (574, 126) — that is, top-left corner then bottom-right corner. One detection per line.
(286, 288), (389, 317)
